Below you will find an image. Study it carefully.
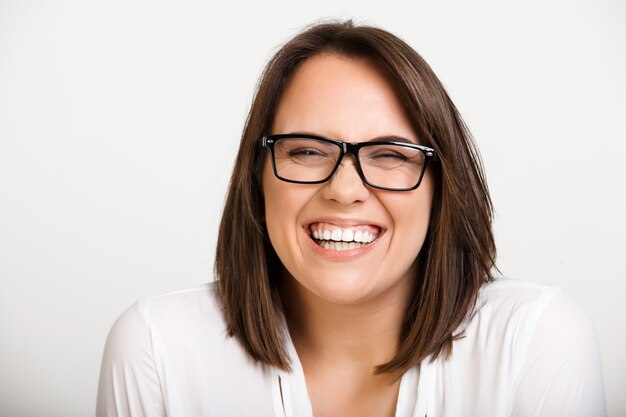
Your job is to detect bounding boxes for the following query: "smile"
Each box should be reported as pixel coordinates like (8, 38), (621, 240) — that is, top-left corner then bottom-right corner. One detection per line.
(307, 222), (381, 251)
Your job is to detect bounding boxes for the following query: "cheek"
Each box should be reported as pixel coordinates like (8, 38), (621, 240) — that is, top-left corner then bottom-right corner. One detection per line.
(262, 159), (292, 216)
(388, 187), (433, 226)
(385, 181), (434, 258)
(397, 200), (432, 248)
(262, 162), (286, 244)
(261, 161), (310, 259)
(410, 183), (435, 258)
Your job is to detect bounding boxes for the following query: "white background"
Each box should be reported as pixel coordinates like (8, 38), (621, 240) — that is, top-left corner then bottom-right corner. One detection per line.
(1, 0), (624, 416)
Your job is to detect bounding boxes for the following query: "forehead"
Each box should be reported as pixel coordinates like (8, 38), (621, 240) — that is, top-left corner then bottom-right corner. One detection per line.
(271, 53), (417, 143)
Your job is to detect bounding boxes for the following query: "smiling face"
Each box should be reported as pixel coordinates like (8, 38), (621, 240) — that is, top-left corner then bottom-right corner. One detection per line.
(262, 53), (434, 306)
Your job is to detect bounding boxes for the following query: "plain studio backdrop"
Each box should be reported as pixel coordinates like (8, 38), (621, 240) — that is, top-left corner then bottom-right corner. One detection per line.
(1, 0), (624, 416)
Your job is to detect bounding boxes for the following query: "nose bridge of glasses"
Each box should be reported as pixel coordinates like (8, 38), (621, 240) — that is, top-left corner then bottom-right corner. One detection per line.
(334, 142), (359, 168)
(339, 142), (361, 164)
(332, 142), (366, 185)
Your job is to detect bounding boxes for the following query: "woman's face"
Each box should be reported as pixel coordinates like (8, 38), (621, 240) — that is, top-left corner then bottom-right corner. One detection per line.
(262, 53), (434, 306)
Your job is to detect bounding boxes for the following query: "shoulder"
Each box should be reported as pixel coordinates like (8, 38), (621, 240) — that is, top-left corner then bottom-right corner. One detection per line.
(438, 279), (606, 415)
(460, 279), (560, 346)
(98, 283), (278, 415)
(132, 281), (222, 315)
(471, 278), (575, 337)
(480, 279), (607, 415)
(476, 277), (599, 339)
(453, 278), (603, 381)
(111, 282), (226, 342)
(455, 278), (606, 415)
(476, 277), (562, 315)
(105, 282), (227, 356)
(97, 283), (225, 415)
(131, 281), (224, 326)
(478, 278), (597, 338)
(467, 278), (596, 355)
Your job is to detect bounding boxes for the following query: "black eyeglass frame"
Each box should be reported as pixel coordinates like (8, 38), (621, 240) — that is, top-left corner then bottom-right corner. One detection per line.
(261, 133), (438, 191)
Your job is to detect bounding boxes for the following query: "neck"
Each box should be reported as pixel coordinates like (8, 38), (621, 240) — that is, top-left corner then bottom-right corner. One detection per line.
(278, 272), (413, 371)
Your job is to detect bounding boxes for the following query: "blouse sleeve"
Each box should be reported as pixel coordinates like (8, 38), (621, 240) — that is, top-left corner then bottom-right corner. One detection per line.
(96, 302), (166, 417)
(511, 289), (607, 417)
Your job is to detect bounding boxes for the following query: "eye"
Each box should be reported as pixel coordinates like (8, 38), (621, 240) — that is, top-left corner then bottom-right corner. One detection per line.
(362, 145), (424, 169)
(369, 150), (408, 161)
(288, 148), (328, 158)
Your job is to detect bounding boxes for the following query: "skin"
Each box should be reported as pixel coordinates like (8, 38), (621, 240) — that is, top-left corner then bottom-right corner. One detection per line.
(262, 53), (434, 417)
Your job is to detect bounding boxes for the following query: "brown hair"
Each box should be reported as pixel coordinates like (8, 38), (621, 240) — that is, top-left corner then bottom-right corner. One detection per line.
(215, 20), (496, 374)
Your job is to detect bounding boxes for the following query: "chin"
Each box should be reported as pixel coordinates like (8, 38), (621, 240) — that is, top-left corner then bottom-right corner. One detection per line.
(301, 273), (389, 306)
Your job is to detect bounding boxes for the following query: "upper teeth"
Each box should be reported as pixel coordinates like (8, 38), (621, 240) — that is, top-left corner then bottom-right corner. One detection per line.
(311, 228), (377, 243)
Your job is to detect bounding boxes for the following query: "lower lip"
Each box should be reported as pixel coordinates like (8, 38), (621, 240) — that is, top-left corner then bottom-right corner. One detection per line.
(303, 228), (383, 259)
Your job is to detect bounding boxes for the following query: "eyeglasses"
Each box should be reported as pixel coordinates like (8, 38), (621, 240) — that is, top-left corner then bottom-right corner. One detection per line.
(262, 134), (437, 191)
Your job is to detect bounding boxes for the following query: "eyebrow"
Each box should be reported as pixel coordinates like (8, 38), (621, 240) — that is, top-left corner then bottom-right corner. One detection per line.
(369, 135), (416, 144)
(287, 131), (417, 144)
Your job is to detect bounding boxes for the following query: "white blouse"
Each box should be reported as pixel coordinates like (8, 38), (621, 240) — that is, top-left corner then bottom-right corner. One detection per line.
(96, 279), (607, 417)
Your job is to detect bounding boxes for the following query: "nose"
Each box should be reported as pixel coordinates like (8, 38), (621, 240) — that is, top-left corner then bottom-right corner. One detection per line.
(321, 155), (370, 204)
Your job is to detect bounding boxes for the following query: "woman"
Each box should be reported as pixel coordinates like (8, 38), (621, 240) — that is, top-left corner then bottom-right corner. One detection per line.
(96, 20), (606, 417)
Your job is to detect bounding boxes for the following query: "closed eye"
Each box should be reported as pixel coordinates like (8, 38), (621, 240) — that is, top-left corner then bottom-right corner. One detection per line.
(369, 151), (408, 160)
(288, 148), (328, 158)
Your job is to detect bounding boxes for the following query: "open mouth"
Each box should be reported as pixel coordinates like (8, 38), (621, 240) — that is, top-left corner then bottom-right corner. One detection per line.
(307, 222), (381, 251)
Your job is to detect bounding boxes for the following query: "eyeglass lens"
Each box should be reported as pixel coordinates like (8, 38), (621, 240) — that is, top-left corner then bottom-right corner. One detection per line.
(273, 137), (426, 189)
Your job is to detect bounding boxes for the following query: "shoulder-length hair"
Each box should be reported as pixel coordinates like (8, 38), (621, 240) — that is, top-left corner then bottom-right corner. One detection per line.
(215, 20), (496, 374)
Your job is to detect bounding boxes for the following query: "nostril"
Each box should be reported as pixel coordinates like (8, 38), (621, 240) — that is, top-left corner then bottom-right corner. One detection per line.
(321, 172), (370, 204)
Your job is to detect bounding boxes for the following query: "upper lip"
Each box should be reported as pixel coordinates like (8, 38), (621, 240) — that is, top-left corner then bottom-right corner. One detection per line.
(303, 217), (386, 231)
